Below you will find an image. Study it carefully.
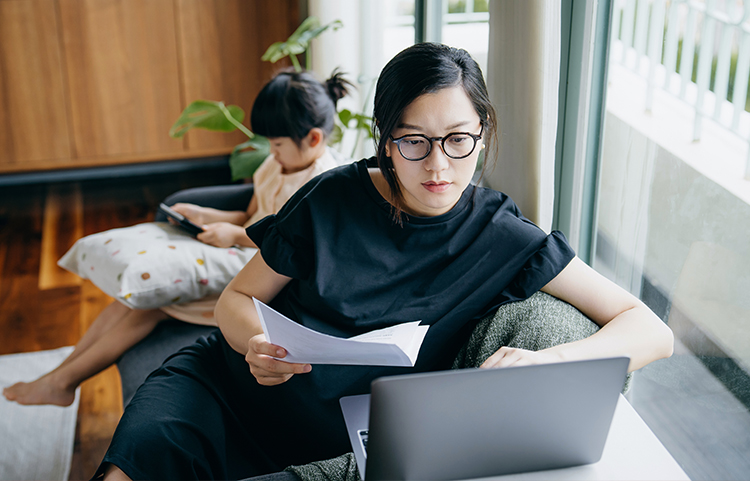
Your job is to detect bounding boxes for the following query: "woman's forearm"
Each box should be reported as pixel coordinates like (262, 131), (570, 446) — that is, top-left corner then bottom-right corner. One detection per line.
(540, 257), (674, 372)
(215, 287), (264, 355)
(214, 254), (292, 355)
(543, 304), (673, 372)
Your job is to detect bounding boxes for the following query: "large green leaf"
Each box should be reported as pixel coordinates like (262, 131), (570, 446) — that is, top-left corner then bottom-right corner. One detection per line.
(261, 17), (342, 70)
(338, 109), (373, 139)
(169, 100), (244, 138)
(296, 19), (343, 46)
(229, 136), (271, 181)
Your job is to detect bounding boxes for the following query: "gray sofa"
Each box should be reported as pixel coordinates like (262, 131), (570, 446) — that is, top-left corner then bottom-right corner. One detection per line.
(117, 183), (253, 406)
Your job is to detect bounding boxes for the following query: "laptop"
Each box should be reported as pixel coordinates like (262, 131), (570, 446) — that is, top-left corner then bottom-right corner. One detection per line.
(339, 357), (629, 481)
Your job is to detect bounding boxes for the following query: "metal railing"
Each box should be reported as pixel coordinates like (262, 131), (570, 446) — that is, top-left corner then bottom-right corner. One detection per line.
(611, 0), (750, 178)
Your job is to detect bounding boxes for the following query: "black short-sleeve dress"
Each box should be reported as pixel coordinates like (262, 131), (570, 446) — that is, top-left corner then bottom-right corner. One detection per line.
(97, 158), (575, 480)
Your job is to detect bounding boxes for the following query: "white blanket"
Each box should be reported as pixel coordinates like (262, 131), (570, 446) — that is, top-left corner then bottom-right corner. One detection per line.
(0, 347), (78, 481)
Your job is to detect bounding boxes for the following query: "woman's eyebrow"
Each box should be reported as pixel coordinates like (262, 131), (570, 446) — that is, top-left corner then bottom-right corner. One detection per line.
(396, 120), (477, 131)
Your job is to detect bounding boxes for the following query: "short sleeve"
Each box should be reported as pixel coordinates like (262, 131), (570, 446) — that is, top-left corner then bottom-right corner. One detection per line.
(501, 230), (575, 302)
(245, 179), (319, 280)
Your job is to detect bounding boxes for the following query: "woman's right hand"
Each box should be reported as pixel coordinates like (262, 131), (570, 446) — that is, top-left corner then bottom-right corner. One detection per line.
(245, 334), (312, 386)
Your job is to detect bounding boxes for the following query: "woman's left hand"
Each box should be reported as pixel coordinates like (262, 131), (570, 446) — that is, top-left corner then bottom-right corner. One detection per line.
(480, 347), (564, 369)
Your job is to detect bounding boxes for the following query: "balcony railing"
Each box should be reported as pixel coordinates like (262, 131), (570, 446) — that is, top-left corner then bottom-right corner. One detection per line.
(611, 0), (750, 179)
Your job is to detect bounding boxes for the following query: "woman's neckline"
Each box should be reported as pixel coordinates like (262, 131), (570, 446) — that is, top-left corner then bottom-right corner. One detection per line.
(356, 157), (473, 225)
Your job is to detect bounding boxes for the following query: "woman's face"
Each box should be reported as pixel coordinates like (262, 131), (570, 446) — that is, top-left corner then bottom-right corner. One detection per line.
(386, 86), (483, 217)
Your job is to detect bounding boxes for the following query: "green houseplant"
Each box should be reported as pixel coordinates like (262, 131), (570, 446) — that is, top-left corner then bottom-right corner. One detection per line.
(169, 17), (370, 181)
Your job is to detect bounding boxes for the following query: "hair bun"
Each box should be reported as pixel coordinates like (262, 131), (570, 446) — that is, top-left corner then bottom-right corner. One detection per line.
(325, 68), (353, 105)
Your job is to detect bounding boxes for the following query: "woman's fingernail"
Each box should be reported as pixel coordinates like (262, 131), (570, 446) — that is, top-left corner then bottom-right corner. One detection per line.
(304, 365), (312, 372)
(276, 349), (284, 357)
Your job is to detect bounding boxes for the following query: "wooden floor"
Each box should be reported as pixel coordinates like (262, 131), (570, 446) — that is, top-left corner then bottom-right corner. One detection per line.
(0, 165), (232, 480)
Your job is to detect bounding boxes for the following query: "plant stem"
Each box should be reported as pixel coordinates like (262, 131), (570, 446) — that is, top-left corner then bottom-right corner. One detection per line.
(290, 54), (302, 72)
(351, 77), (377, 158)
(218, 102), (254, 139)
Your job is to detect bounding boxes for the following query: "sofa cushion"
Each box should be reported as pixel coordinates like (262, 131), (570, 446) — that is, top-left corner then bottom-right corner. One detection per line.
(58, 222), (257, 309)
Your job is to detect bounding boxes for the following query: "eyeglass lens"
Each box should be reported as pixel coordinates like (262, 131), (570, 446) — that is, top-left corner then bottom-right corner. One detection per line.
(397, 133), (477, 160)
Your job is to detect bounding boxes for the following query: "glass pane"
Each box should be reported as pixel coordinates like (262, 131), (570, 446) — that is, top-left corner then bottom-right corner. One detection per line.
(381, 0), (416, 67)
(595, 1), (750, 479)
(441, 0), (490, 76)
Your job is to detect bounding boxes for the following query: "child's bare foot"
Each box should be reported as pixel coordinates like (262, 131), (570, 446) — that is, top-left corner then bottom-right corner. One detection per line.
(2, 374), (76, 407)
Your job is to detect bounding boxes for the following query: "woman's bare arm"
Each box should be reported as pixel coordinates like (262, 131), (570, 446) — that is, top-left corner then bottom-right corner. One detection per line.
(215, 253), (311, 385)
(482, 257), (674, 372)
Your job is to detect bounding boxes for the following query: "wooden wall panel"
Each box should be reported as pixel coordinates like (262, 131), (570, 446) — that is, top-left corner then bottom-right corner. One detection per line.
(176, 0), (299, 150)
(0, 0), (71, 168)
(0, 0), (299, 174)
(58, 0), (185, 159)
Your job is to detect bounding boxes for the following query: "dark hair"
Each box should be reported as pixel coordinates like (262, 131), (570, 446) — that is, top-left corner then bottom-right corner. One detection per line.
(251, 69), (352, 145)
(373, 43), (497, 219)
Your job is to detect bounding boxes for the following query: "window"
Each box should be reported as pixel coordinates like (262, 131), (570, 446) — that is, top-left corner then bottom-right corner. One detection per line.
(592, 1), (750, 478)
(417, 0), (490, 75)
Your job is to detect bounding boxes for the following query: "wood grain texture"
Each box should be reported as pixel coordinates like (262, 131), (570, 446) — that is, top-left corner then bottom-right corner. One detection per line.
(58, 0), (185, 159)
(176, 0), (300, 150)
(0, 0), (299, 174)
(0, 166), (231, 478)
(39, 183), (83, 290)
(73, 280), (122, 481)
(0, 0), (72, 168)
(0, 183), (80, 353)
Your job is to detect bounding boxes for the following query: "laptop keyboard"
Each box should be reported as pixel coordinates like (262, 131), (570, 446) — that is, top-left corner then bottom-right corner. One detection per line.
(358, 429), (369, 457)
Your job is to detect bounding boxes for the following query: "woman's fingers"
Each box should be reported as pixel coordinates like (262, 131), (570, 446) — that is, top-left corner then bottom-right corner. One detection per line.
(245, 335), (311, 385)
(480, 347), (563, 369)
(481, 347), (521, 369)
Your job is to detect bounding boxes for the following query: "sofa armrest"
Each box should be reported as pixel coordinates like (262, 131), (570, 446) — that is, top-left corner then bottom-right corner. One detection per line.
(154, 183), (255, 222)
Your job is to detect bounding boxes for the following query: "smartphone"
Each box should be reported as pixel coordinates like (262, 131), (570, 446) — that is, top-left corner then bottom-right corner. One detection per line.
(159, 203), (204, 236)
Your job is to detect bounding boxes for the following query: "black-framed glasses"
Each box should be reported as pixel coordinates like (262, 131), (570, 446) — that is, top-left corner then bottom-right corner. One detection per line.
(389, 125), (484, 161)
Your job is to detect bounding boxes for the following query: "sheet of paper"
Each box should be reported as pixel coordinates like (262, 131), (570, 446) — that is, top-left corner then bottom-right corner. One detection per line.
(253, 298), (429, 367)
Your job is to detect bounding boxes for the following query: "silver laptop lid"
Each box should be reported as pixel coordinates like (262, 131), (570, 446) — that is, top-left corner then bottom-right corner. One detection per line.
(359, 357), (628, 481)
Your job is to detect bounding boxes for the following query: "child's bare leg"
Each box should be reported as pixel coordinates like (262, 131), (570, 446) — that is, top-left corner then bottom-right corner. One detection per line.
(56, 301), (132, 370)
(2, 308), (165, 406)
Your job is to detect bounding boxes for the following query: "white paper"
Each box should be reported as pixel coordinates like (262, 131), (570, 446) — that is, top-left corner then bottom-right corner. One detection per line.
(253, 298), (429, 367)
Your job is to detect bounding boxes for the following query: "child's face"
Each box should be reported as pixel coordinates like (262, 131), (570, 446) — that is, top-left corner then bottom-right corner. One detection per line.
(268, 136), (317, 174)
(386, 86), (482, 217)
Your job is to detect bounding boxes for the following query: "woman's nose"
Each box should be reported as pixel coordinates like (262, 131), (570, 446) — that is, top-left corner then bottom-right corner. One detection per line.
(423, 142), (450, 172)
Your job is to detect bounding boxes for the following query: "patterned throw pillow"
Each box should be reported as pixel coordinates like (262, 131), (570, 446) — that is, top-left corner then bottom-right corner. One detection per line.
(58, 222), (257, 309)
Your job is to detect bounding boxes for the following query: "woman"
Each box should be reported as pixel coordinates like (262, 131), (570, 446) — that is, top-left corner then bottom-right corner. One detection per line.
(98, 43), (673, 481)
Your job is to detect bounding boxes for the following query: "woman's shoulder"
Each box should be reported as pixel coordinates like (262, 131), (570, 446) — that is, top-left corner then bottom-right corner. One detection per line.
(303, 157), (365, 189)
(472, 185), (519, 215)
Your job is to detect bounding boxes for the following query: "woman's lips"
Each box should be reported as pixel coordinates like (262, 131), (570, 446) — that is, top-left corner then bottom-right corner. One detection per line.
(422, 181), (451, 193)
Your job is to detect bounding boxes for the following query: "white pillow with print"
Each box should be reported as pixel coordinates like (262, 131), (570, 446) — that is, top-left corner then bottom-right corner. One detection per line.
(58, 222), (256, 309)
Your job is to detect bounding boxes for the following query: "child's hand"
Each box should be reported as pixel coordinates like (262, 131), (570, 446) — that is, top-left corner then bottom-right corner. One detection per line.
(245, 333), (312, 386)
(170, 203), (205, 225)
(197, 222), (243, 248)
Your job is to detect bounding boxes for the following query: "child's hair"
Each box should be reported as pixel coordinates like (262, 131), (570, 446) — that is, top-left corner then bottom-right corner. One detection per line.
(251, 69), (352, 145)
(373, 43), (497, 219)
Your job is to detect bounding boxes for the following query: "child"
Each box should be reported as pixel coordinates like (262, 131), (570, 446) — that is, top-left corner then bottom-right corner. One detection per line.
(2, 69), (351, 407)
